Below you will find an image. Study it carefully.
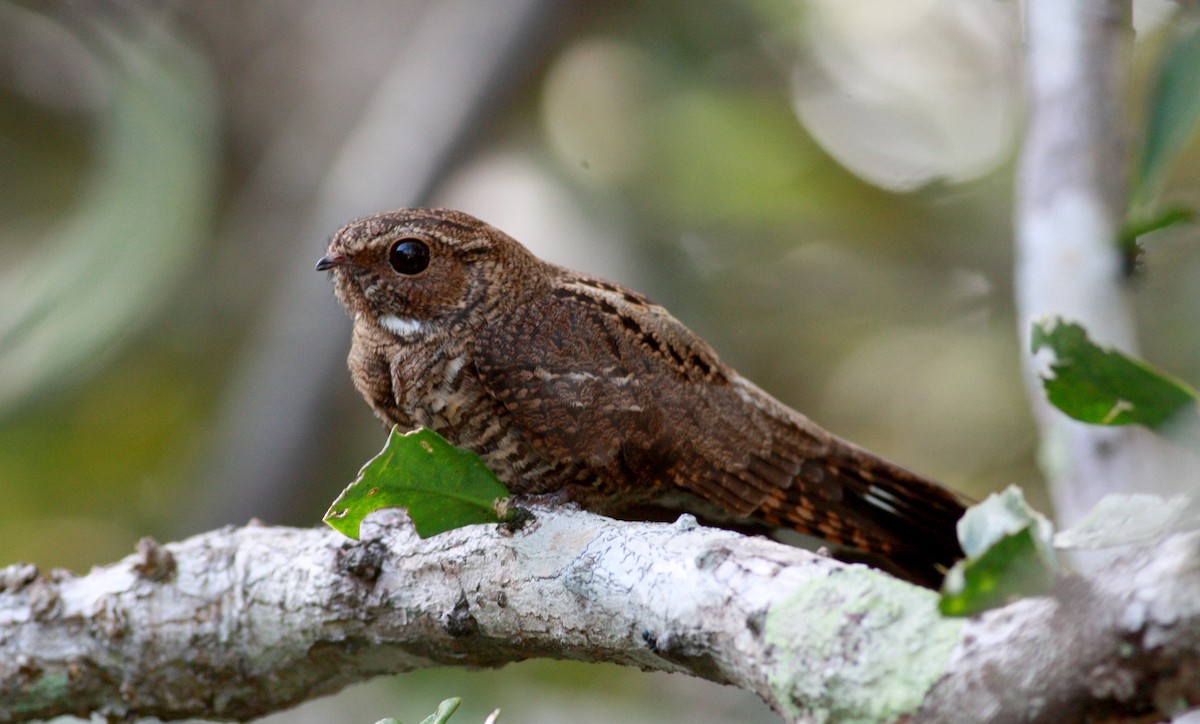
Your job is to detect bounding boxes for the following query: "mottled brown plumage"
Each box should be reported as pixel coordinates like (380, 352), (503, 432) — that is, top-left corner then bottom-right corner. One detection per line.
(318, 208), (967, 586)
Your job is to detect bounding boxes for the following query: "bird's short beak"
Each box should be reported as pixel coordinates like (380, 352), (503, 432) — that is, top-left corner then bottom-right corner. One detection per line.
(315, 253), (348, 271)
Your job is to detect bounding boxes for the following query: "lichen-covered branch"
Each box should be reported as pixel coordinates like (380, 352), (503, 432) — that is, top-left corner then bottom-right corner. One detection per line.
(1, 508), (1198, 722)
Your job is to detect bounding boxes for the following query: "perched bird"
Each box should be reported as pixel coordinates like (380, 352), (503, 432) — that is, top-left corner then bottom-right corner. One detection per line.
(318, 208), (967, 586)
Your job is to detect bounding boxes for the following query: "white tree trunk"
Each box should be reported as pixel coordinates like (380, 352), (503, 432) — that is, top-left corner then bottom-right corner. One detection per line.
(1016, 0), (1200, 527)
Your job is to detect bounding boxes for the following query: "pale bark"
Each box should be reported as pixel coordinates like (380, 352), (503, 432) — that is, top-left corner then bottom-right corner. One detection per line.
(2, 508), (1198, 723)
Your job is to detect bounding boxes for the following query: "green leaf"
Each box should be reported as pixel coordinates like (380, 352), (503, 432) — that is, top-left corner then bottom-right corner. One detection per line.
(1121, 205), (1195, 245)
(418, 698), (463, 724)
(1136, 18), (1200, 204)
(940, 487), (1056, 617)
(325, 427), (512, 540)
(1031, 319), (1199, 432)
(939, 526), (1055, 616)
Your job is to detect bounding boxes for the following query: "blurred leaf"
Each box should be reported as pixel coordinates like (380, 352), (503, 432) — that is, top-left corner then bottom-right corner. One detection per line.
(1119, 205), (1194, 275)
(418, 698), (463, 724)
(646, 90), (823, 222)
(1055, 493), (1200, 550)
(939, 526), (1055, 616)
(940, 486), (1056, 616)
(325, 427), (512, 540)
(1031, 319), (1199, 431)
(0, 14), (219, 415)
(955, 486), (1055, 560)
(1135, 17), (1200, 204)
(1121, 205), (1194, 244)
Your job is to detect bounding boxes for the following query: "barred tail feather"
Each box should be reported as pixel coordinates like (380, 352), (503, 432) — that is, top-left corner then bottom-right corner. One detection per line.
(759, 444), (968, 588)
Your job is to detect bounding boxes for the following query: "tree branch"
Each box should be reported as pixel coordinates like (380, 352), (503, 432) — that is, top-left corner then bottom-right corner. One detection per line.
(2, 509), (1198, 722)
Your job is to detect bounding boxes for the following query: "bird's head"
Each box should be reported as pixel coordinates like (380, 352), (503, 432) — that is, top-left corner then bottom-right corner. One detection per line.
(317, 208), (538, 338)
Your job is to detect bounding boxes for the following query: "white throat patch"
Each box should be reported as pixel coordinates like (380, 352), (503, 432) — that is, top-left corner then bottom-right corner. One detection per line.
(379, 314), (424, 338)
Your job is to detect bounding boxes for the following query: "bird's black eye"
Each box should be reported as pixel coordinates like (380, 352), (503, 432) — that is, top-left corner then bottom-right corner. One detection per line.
(388, 238), (430, 275)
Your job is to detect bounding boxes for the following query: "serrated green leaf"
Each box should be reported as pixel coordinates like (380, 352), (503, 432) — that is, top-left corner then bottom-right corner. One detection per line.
(1136, 18), (1200, 203)
(939, 487), (1057, 616)
(418, 698), (462, 724)
(325, 427), (511, 540)
(1031, 319), (1199, 432)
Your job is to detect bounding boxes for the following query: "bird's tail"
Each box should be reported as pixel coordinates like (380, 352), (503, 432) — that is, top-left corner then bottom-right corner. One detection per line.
(758, 441), (969, 588)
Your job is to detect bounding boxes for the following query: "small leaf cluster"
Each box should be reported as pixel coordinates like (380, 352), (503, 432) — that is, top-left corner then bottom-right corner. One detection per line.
(375, 697), (500, 724)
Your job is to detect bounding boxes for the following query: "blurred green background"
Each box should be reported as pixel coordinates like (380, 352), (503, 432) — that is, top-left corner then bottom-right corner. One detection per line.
(2, 0), (1197, 721)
